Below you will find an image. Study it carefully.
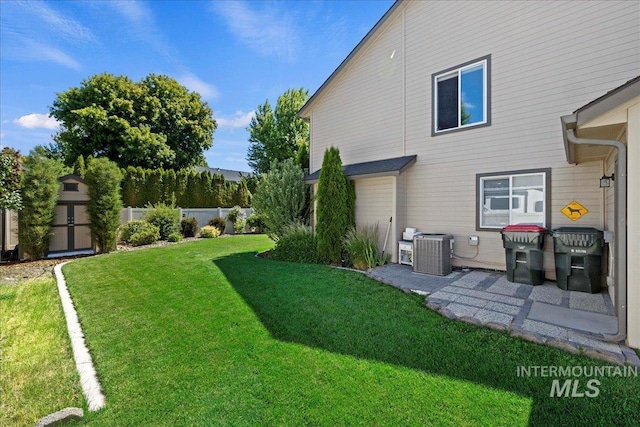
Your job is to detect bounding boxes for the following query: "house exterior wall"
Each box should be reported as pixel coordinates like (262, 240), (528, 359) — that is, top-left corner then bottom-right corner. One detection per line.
(305, 1), (639, 278)
(626, 102), (640, 348)
(353, 176), (397, 261)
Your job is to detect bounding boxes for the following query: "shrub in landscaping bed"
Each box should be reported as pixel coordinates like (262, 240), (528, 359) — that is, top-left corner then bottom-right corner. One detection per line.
(246, 212), (266, 233)
(167, 232), (183, 242)
(208, 216), (227, 234)
(200, 226), (221, 238)
(270, 222), (317, 264)
(181, 217), (198, 237)
(143, 202), (180, 240)
(120, 220), (160, 246)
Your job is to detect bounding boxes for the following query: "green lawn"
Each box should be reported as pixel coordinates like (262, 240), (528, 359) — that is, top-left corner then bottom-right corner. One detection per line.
(61, 235), (639, 426)
(0, 277), (83, 427)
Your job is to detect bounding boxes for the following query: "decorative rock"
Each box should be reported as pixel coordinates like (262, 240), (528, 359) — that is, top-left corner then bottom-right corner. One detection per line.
(583, 349), (625, 366)
(546, 339), (581, 355)
(485, 322), (509, 332)
(511, 330), (547, 345)
(35, 407), (83, 427)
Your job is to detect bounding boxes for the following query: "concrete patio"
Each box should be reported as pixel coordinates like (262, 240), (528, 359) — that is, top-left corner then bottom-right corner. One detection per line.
(367, 264), (640, 366)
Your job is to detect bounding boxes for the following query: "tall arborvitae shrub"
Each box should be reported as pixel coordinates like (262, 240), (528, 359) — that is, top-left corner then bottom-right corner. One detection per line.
(86, 158), (123, 253)
(19, 154), (66, 260)
(162, 168), (177, 202)
(316, 147), (348, 264)
(146, 169), (163, 205)
(176, 169), (191, 207)
(233, 179), (250, 207)
(73, 155), (86, 178)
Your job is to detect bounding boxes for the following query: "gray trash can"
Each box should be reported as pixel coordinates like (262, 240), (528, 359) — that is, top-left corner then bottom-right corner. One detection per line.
(501, 224), (546, 285)
(552, 227), (603, 293)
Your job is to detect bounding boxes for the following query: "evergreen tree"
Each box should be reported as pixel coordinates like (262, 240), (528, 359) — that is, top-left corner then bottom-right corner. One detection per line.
(73, 154), (86, 178)
(85, 158), (123, 253)
(316, 147), (348, 264)
(19, 153), (67, 259)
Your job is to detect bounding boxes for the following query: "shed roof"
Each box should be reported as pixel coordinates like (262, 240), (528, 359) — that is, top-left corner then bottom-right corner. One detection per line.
(195, 167), (254, 182)
(305, 154), (416, 183)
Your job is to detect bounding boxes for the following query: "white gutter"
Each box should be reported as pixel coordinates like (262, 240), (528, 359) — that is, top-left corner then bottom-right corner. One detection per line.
(561, 115), (627, 342)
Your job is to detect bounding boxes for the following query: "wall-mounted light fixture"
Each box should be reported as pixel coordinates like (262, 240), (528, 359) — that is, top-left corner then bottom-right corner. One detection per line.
(600, 174), (615, 188)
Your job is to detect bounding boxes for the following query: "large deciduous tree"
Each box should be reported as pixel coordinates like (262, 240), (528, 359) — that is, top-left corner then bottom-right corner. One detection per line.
(49, 73), (216, 170)
(246, 88), (309, 174)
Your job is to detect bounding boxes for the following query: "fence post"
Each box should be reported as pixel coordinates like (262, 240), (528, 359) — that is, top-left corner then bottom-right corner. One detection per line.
(178, 207), (183, 219)
(127, 206), (133, 222)
(217, 207), (222, 218)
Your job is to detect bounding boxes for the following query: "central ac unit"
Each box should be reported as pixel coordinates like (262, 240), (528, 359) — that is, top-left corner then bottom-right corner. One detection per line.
(413, 234), (453, 275)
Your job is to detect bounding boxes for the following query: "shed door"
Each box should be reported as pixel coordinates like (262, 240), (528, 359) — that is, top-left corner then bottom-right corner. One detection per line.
(50, 203), (91, 253)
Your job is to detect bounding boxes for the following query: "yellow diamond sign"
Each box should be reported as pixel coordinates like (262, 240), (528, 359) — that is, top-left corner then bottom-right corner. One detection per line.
(561, 201), (588, 221)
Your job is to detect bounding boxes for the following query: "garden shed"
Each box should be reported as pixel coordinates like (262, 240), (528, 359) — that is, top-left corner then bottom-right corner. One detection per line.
(48, 174), (93, 255)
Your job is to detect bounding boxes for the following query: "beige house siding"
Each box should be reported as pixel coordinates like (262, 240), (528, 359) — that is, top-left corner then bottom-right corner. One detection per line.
(353, 176), (396, 262)
(304, 1), (639, 277)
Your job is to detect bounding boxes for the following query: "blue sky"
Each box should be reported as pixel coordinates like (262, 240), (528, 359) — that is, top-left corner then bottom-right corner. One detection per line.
(0, 0), (394, 172)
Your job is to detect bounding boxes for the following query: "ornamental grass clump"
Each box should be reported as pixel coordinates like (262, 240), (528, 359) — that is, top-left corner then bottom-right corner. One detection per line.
(343, 225), (380, 270)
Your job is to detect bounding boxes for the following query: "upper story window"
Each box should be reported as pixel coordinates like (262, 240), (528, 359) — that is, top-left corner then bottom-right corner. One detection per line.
(432, 55), (491, 135)
(476, 168), (551, 230)
(63, 182), (79, 191)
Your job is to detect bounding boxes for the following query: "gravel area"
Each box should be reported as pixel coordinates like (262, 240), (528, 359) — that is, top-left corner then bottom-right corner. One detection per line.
(1, 235), (210, 283)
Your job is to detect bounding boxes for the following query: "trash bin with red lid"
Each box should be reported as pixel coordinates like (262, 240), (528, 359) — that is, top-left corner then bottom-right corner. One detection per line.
(501, 224), (547, 285)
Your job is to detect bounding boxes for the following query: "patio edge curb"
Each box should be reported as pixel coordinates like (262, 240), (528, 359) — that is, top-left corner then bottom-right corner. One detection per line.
(54, 262), (106, 412)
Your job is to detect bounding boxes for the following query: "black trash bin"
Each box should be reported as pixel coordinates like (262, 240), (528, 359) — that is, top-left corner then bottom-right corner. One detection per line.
(552, 227), (604, 293)
(501, 224), (546, 285)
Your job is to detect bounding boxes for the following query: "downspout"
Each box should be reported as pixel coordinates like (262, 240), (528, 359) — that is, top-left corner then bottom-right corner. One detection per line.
(561, 115), (627, 343)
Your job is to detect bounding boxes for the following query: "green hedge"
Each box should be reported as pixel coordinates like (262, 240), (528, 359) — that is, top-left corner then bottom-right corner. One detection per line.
(120, 166), (254, 208)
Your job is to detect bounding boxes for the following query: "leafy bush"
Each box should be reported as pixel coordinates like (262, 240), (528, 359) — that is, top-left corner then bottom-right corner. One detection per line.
(246, 212), (266, 232)
(226, 205), (244, 223)
(233, 218), (246, 234)
(180, 217), (198, 237)
(200, 225), (221, 238)
(270, 222), (317, 264)
(143, 202), (180, 240)
(167, 232), (182, 242)
(343, 225), (379, 270)
(251, 158), (307, 239)
(120, 220), (153, 243)
(128, 223), (160, 247)
(208, 216), (227, 234)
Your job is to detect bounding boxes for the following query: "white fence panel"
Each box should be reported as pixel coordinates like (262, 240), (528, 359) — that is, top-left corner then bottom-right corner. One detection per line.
(120, 207), (253, 234)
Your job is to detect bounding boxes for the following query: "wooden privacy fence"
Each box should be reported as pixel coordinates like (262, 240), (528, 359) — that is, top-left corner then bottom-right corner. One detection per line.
(120, 207), (254, 235)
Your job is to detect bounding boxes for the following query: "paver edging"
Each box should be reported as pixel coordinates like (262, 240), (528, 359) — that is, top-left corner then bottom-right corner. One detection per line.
(54, 262), (106, 412)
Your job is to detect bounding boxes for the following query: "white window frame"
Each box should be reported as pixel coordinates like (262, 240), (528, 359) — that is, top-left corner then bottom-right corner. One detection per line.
(432, 55), (490, 135)
(477, 169), (550, 230)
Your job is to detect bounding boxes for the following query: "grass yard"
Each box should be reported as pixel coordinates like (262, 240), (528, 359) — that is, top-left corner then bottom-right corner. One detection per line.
(0, 276), (83, 427)
(61, 235), (639, 426)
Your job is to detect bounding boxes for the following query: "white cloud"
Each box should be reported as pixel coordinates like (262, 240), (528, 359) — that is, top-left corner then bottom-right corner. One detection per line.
(21, 39), (82, 70)
(217, 110), (255, 130)
(107, 1), (173, 59)
(14, 114), (60, 130)
(212, 1), (298, 60)
(29, 1), (96, 43)
(178, 73), (219, 100)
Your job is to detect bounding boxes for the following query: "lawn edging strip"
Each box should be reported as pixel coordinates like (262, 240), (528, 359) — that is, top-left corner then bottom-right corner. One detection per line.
(54, 262), (106, 412)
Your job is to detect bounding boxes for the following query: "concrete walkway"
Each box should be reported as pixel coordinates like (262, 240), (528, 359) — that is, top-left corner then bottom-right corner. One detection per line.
(368, 264), (640, 366)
